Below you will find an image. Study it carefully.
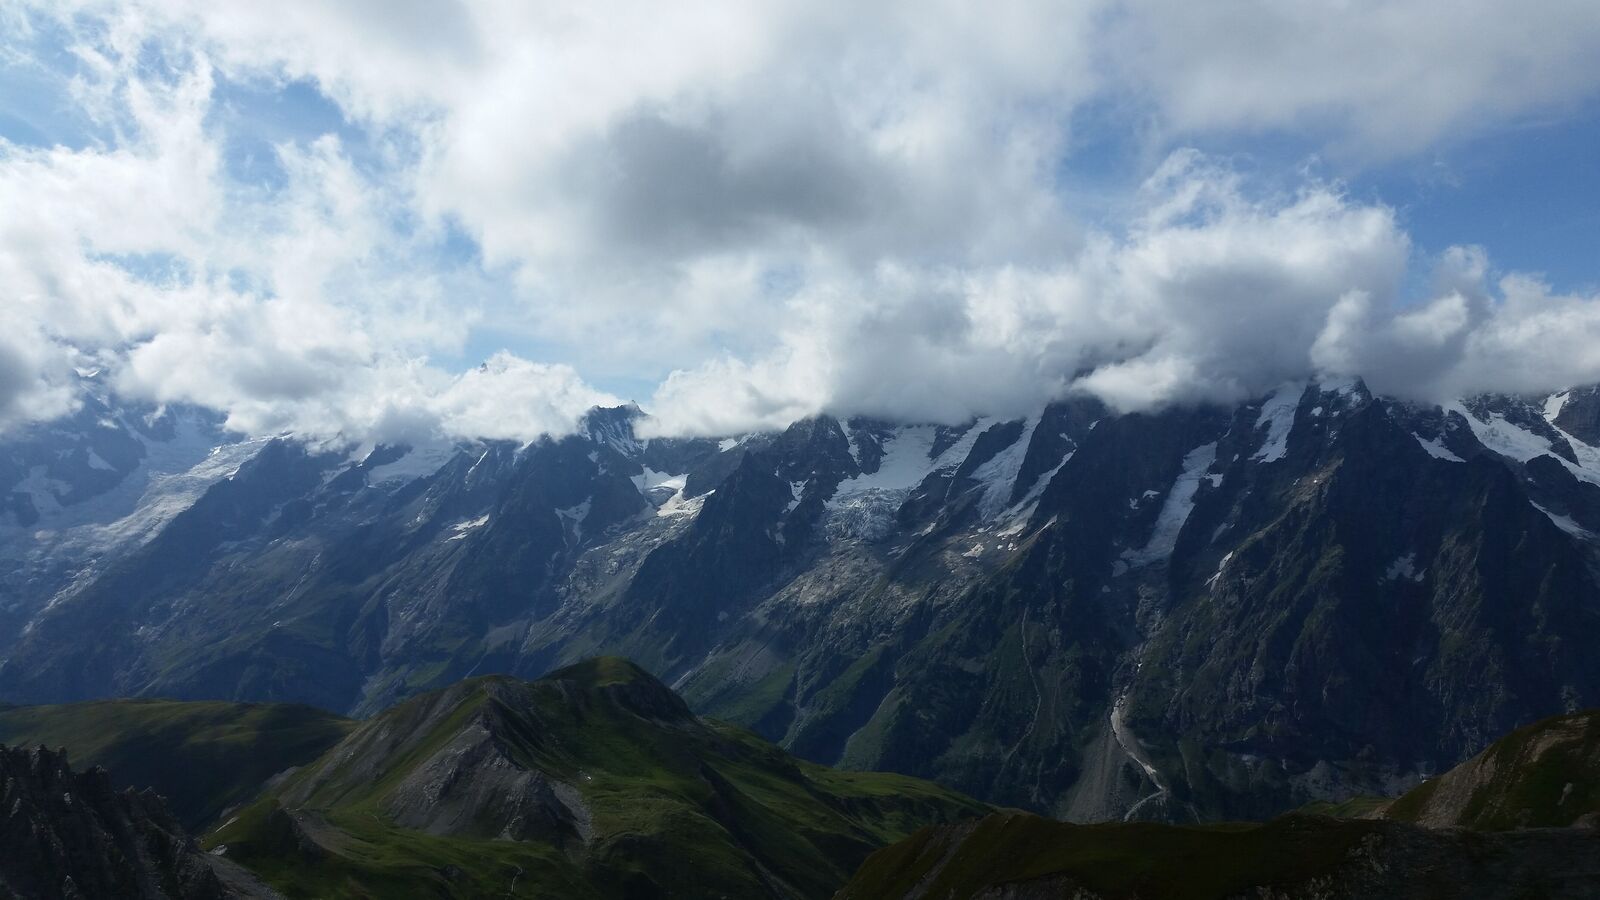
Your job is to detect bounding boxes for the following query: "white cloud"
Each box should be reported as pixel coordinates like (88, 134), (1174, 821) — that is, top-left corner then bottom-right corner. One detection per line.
(647, 151), (1412, 431)
(1316, 265), (1600, 404)
(1104, 0), (1600, 159)
(5, 2), (1600, 442)
(0, 18), (605, 444)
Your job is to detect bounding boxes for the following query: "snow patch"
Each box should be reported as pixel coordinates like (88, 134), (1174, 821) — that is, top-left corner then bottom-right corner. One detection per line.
(829, 419), (996, 503)
(1206, 551), (1234, 588)
(829, 427), (933, 498)
(1252, 382), (1303, 462)
(787, 480), (807, 513)
(1448, 404), (1551, 463)
(1452, 401), (1600, 487)
(7, 422), (261, 572)
(1545, 391), (1571, 421)
(968, 417), (1036, 521)
(843, 426), (862, 467)
(446, 514), (490, 541)
(368, 443), (456, 485)
(1384, 552), (1424, 582)
(85, 449), (116, 472)
(657, 488), (709, 518)
(1123, 442), (1218, 568)
(631, 467), (686, 495)
(996, 449), (1074, 530)
(823, 421), (991, 541)
(1532, 502), (1593, 540)
(1413, 434), (1464, 462)
(1450, 404), (1600, 487)
(635, 468), (691, 516)
(556, 499), (592, 542)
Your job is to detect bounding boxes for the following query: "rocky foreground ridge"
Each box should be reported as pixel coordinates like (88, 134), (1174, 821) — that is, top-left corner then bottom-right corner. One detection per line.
(0, 744), (272, 900)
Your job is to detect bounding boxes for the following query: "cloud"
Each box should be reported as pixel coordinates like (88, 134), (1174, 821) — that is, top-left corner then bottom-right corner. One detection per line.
(5, 2), (1600, 443)
(1104, 0), (1600, 158)
(648, 150), (1600, 432)
(646, 151), (1412, 432)
(0, 20), (606, 445)
(1314, 259), (1600, 403)
(0, 333), (77, 429)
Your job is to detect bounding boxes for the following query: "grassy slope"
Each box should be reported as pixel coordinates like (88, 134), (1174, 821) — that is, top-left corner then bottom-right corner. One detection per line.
(0, 698), (353, 829)
(1382, 709), (1600, 830)
(837, 812), (1381, 900)
(837, 810), (1600, 900)
(210, 657), (988, 900)
(842, 711), (1600, 899)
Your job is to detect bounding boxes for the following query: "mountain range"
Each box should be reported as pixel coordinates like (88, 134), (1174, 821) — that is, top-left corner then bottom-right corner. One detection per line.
(2, 374), (1599, 826)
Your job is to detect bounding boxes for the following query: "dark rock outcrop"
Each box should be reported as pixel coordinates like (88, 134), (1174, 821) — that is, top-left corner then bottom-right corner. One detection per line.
(0, 744), (270, 900)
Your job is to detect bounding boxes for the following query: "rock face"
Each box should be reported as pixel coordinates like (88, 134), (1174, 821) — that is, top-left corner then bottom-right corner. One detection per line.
(4, 381), (1600, 821)
(280, 676), (595, 849)
(833, 811), (1600, 900)
(214, 658), (986, 900)
(0, 744), (268, 900)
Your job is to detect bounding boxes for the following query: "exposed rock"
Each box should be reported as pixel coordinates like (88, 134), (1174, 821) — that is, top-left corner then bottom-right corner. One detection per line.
(0, 744), (272, 899)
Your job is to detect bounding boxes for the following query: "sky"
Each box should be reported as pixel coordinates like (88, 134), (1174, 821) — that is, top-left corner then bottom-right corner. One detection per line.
(3, 1), (1600, 443)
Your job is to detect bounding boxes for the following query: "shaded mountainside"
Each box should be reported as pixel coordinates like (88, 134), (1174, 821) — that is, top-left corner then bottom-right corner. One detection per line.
(0, 381), (240, 661)
(833, 811), (1600, 900)
(839, 711), (1600, 900)
(1381, 708), (1600, 830)
(0, 700), (352, 830)
(0, 744), (273, 900)
(3, 382), (1600, 822)
(208, 658), (988, 900)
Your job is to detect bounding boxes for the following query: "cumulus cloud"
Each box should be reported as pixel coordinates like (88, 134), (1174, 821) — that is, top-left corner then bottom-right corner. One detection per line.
(0, 16), (607, 445)
(1315, 260), (1600, 403)
(1102, 0), (1600, 159)
(647, 151), (1600, 433)
(4, 1), (1600, 442)
(647, 151), (1413, 432)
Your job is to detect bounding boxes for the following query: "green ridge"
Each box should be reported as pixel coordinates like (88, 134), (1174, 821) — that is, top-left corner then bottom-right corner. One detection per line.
(210, 657), (987, 899)
(0, 698), (353, 829)
(1383, 709), (1600, 830)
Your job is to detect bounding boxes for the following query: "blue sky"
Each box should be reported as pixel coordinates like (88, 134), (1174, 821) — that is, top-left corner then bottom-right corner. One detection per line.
(4, 2), (1600, 440)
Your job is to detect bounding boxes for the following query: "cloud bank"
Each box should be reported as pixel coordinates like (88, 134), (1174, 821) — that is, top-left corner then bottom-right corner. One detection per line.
(4, 1), (1600, 442)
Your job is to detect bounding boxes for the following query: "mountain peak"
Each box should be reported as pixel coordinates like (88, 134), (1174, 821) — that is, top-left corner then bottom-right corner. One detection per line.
(580, 403), (647, 456)
(539, 656), (694, 723)
(213, 658), (983, 898)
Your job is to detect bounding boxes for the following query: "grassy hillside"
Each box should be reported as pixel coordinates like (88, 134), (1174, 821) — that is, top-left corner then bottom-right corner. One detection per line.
(836, 811), (1600, 899)
(209, 657), (988, 899)
(0, 698), (352, 830)
(1382, 709), (1600, 830)
(841, 710), (1600, 899)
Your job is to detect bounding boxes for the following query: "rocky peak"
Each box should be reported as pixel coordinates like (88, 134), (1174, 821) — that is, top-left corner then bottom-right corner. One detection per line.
(0, 744), (260, 899)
